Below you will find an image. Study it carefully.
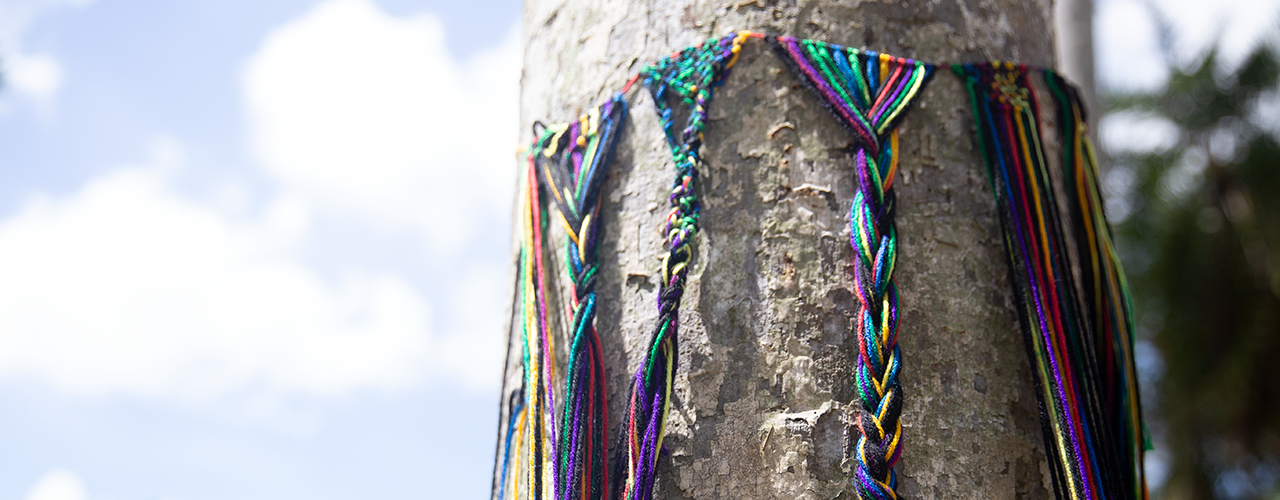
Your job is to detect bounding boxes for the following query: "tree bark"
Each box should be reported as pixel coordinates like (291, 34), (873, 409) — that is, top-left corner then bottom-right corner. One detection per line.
(499, 1), (1061, 498)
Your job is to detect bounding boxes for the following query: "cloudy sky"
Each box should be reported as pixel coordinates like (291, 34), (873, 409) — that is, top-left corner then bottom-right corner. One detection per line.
(0, 0), (1274, 499)
(0, 0), (518, 498)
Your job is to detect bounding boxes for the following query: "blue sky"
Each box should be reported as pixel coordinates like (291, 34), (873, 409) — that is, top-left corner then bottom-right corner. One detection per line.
(0, 0), (1274, 499)
(0, 0), (520, 499)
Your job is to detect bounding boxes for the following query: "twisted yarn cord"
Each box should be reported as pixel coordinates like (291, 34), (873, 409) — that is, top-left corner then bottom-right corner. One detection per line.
(534, 96), (628, 500)
(498, 96), (628, 500)
(610, 31), (752, 500)
(770, 37), (933, 500)
(954, 62), (1147, 500)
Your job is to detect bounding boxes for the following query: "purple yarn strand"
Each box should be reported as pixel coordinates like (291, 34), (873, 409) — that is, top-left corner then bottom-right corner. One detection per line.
(782, 39), (879, 153)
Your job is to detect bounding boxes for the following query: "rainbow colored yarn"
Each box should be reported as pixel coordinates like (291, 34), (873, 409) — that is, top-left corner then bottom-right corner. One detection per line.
(500, 96), (628, 500)
(493, 31), (1149, 500)
(954, 62), (1147, 500)
(770, 36), (933, 500)
(608, 31), (751, 500)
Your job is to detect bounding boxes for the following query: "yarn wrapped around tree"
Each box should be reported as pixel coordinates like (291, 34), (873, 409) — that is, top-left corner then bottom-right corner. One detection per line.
(954, 61), (1147, 500)
(492, 29), (1148, 500)
(770, 36), (933, 500)
(612, 31), (752, 500)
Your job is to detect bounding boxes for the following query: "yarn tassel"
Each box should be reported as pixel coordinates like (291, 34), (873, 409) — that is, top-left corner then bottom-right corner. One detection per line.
(498, 95), (627, 500)
(954, 62), (1147, 500)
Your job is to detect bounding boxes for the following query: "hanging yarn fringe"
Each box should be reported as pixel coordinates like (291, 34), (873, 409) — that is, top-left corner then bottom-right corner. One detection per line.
(494, 30), (1148, 500)
(607, 31), (752, 500)
(769, 36), (933, 500)
(954, 61), (1147, 500)
(498, 96), (628, 500)
(509, 129), (557, 500)
(539, 95), (627, 500)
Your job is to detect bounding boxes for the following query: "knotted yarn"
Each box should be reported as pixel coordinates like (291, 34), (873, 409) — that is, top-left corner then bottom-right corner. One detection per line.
(954, 62), (1148, 500)
(610, 31), (752, 500)
(769, 36), (933, 500)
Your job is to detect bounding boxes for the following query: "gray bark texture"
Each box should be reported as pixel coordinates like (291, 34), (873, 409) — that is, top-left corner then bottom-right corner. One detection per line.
(497, 1), (1063, 498)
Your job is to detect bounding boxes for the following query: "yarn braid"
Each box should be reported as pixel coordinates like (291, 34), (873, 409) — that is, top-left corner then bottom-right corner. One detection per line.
(531, 96), (628, 500)
(610, 31), (752, 500)
(499, 96), (627, 500)
(954, 62), (1147, 500)
(770, 37), (933, 500)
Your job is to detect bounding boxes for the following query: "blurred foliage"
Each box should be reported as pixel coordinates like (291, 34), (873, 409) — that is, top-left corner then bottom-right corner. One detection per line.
(1105, 41), (1280, 499)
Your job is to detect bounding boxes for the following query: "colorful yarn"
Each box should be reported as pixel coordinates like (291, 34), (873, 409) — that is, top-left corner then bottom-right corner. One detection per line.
(608, 31), (752, 500)
(492, 30), (1148, 500)
(539, 96), (627, 500)
(513, 130), (557, 500)
(498, 390), (525, 500)
(770, 36), (933, 500)
(498, 96), (628, 500)
(954, 62), (1147, 500)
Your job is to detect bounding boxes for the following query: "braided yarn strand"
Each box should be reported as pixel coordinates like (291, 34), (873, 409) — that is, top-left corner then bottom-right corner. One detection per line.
(770, 37), (933, 500)
(611, 31), (751, 500)
(534, 96), (628, 500)
(954, 62), (1147, 500)
(498, 96), (628, 500)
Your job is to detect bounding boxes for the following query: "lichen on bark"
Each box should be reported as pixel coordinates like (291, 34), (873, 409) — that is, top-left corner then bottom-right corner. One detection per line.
(498, 1), (1063, 498)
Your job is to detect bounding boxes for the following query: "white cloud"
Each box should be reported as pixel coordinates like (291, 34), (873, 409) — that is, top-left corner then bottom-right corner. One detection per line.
(0, 0), (92, 107)
(24, 470), (87, 500)
(242, 0), (520, 255)
(0, 0), (515, 407)
(0, 164), (442, 400)
(4, 52), (63, 102)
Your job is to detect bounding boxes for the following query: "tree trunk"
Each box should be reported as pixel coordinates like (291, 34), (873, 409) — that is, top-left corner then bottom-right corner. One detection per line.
(1053, 0), (1098, 141)
(499, 1), (1061, 498)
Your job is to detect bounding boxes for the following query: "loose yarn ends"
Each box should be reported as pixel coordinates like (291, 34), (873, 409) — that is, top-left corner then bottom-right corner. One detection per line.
(771, 36), (934, 500)
(954, 62), (1148, 500)
(499, 96), (628, 500)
